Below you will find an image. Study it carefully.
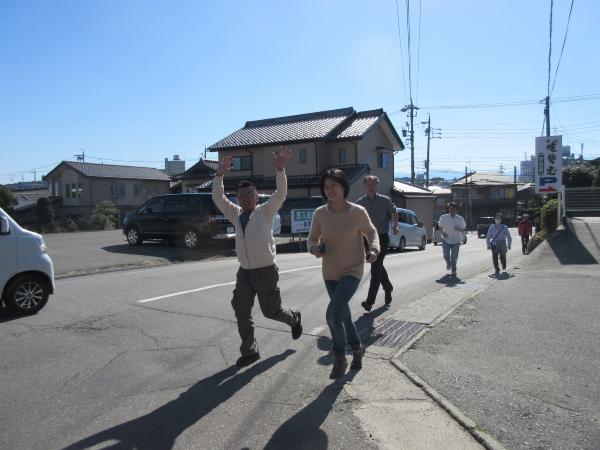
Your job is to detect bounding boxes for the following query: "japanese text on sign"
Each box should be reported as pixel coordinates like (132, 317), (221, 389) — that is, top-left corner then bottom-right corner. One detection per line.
(291, 209), (316, 233)
(535, 136), (563, 194)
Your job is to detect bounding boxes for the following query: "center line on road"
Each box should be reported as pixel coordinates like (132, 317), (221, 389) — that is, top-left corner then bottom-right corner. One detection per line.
(137, 264), (321, 303)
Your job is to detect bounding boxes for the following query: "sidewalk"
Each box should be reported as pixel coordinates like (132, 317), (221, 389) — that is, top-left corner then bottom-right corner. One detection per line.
(380, 217), (600, 449)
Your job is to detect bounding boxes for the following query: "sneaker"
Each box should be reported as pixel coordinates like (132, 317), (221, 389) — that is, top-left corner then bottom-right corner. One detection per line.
(361, 301), (372, 312)
(291, 311), (302, 340)
(236, 352), (260, 367)
(494, 269), (500, 276)
(350, 345), (365, 370)
(384, 290), (392, 306)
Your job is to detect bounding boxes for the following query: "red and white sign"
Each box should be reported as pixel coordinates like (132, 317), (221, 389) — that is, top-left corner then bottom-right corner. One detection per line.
(535, 136), (563, 194)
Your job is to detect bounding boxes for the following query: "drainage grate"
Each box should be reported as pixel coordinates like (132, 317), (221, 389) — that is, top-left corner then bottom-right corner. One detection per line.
(366, 319), (426, 349)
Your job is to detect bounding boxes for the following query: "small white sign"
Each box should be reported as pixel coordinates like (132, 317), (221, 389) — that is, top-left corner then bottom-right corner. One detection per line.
(291, 209), (316, 234)
(535, 135), (563, 194)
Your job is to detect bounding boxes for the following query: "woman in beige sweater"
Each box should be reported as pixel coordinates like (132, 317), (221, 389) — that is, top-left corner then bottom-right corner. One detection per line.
(308, 169), (380, 379)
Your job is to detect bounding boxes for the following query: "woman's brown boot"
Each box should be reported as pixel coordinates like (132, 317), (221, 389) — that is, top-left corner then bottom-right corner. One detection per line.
(350, 345), (365, 370)
(329, 352), (348, 379)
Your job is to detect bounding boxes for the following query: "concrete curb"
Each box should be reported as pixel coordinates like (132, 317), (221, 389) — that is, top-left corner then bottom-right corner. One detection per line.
(391, 359), (507, 450)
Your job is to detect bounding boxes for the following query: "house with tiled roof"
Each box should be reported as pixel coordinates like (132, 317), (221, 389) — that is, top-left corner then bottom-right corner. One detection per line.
(204, 107), (404, 200)
(44, 161), (171, 222)
(451, 172), (521, 227)
(174, 158), (220, 193)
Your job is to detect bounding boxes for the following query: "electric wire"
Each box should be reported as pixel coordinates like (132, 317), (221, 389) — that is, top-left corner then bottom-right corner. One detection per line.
(394, 0), (408, 104)
(550, 0), (575, 95)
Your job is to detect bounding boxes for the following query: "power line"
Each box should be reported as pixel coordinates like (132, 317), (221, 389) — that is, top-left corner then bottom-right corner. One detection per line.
(550, 0), (575, 95)
(394, 0), (408, 104)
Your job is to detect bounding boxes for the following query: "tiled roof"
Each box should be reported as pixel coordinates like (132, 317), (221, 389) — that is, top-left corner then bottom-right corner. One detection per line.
(195, 164), (370, 192)
(393, 180), (435, 195)
(452, 172), (517, 187)
(177, 159), (219, 180)
(51, 161), (171, 181)
(334, 109), (382, 139)
(208, 108), (354, 150)
(13, 192), (51, 211)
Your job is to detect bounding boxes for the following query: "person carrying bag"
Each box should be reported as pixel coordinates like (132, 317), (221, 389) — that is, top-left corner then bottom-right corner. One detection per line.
(486, 213), (512, 276)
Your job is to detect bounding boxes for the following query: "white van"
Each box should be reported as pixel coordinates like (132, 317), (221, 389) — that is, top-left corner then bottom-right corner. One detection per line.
(388, 207), (427, 251)
(0, 207), (55, 314)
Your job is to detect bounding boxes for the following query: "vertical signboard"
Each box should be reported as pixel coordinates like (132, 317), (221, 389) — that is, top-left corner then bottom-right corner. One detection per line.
(535, 136), (563, 194)
(291, 209), (315, 234)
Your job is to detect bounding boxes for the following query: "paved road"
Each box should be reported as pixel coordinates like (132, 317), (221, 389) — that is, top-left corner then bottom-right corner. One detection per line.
(0, 232), (503, 450)
(402, 218), (600, 450)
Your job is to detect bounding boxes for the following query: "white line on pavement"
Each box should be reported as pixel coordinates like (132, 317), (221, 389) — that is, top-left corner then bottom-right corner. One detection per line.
(137, 264), (321, 304)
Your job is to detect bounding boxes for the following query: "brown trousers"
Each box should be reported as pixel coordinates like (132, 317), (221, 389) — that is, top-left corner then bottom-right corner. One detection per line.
(231, 264), (297, 356)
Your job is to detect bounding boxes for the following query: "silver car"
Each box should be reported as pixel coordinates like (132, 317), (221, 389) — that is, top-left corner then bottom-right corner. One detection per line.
(388, 208), (427, 251)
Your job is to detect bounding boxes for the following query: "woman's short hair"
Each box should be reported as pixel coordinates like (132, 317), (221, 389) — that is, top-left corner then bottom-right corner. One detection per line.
(320, 168), (350, 199)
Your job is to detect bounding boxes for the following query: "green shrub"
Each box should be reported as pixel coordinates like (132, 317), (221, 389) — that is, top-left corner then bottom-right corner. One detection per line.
(540, 198), (558, 235)
(35, 197), (56, 233)
(91, 200), (118, 230)
(64, 217), (79, 232)
(527, 229), (547, 253)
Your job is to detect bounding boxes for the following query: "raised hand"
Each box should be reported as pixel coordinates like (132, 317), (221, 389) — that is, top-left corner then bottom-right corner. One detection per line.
(216, 156), (233, 177)
(273, 146), (294, 171)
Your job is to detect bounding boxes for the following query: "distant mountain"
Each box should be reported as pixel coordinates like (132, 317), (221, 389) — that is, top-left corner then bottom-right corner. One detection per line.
(393, 170), (463, 182)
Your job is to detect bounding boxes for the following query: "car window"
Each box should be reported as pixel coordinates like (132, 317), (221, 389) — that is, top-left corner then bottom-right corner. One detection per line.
(399, 212), (409, 224)
(411, 214), (419, 225)
(187, 196), (206, 211)
(165, 197), (187, 213)
(141, 198), (164, 214)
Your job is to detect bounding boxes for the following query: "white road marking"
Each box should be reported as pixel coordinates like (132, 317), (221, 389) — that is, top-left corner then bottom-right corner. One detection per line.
(137, 264), (321, 303)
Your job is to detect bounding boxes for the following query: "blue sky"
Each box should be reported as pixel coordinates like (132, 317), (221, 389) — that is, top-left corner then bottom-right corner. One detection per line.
(1, 0), (599, 184)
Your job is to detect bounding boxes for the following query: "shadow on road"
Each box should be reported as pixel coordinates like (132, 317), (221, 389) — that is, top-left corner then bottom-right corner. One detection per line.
(102, 241), (235, 262)
(62, 349), (295, 450)
(435, 274), (466, 287)
(547, 227), (598, 265)
(264, 371), (357, 450)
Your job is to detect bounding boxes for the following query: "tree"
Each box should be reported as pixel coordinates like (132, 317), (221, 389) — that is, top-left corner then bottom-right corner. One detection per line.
(562, 166), (594, 187)
(35, 197), (56, 232)
(0, 185), (17, 211)
(91, 200), (118, 230)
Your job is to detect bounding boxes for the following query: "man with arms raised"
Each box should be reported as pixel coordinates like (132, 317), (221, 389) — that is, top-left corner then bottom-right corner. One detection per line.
(212, 148), (302, 367)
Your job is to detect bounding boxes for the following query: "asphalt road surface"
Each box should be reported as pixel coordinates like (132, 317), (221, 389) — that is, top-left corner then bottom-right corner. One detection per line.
(1, 232), (503, 450)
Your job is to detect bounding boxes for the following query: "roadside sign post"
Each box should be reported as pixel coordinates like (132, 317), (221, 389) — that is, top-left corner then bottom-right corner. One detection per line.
(291, 208), (316, 251)
(535, 135), (563, 225)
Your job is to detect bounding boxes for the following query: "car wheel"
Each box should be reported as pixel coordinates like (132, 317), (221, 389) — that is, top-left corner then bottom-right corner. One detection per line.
(399, 237), (406, 252)
(419, 236), (426, 250)
(126, 226), (143, 245)
(182, 228), (200, 249)
(5, 274), (50, 315)
(433, 242), (438, 246)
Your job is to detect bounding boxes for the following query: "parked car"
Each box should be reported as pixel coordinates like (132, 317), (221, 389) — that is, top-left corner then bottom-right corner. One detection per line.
(122, 193), (281, 249)
(388, 208), (427, 251)
(0, 207), (55, 315)
(431, 219), (467, 245)
(279, 197), (324, 233)
(477, 216), (496, 238)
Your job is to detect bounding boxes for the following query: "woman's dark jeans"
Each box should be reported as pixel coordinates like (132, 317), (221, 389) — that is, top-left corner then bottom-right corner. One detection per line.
(324, 276), (361, 354)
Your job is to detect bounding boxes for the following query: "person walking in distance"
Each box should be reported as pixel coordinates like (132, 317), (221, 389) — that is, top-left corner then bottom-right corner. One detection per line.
(212, 148), (302, 368)
(438, 202), (467, 277)
(518, 214), (533, 254)
(356, 175), (398, 311)
(487, 212), (512, 276)
(307, 169), (379, 379)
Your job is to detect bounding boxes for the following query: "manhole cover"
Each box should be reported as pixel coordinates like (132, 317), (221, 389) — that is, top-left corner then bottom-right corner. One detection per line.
(366, 319), (426, 349)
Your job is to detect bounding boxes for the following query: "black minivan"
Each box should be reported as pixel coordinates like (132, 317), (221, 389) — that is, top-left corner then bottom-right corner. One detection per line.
(122, 193), (236, 249)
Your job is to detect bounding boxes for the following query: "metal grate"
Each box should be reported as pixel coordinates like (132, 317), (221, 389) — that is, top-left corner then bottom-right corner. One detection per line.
(366, 319), (426, 349)
(564, 187), (600, 212)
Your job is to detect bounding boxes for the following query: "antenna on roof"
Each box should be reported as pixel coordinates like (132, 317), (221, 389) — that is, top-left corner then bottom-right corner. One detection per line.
(75, 148), (85, 162)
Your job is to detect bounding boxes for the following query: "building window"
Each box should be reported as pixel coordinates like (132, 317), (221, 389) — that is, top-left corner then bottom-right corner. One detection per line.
(65, 183), (82, 199)
(109, 184), (126, 198)
(491, 188), (514, 199)
(299, 149), (307, 164)
(377, 152), (389, 169)
(338, 148), (346, 163)
(231, 156), (252, 171)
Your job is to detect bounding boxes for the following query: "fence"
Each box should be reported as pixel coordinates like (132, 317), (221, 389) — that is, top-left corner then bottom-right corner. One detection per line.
(563, 187), (600, 214)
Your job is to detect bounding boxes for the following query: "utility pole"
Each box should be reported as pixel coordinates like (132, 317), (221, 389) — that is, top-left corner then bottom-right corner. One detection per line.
(465, 166), (470, 229)
(514, 166), (518, 225)
(401, 103), (419, 183)
(75, 149), (85, 163)
(544, 96), (550, 137)
(423, 114), (431, 188)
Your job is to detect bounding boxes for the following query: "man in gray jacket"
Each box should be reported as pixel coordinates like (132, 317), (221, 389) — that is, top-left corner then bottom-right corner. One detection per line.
(213, 148), (302, 367)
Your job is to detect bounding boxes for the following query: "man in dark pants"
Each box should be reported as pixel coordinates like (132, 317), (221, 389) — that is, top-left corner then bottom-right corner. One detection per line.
(212, 148), (302, 367)
(357, 175), (399, 311)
